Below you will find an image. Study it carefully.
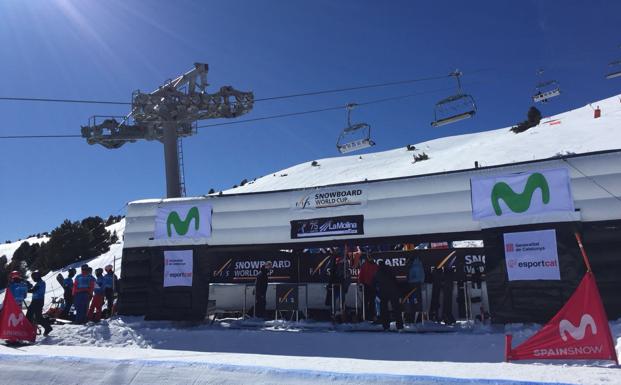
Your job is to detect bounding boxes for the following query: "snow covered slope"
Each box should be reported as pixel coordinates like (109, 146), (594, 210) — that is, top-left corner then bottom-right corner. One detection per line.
(0, 219), (125, 307)
(230, 95), (621, 193)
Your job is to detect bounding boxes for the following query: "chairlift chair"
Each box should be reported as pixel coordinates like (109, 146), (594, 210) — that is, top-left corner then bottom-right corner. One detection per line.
(431, 70), (477, 127)
(605, 60), (621, 80)
(532, 68), (561, 103)
(336, 104), (375, 154)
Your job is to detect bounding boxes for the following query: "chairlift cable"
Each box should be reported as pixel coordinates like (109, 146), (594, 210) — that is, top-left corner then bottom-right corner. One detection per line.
(0, 68), (492, 107)
(0, 83), (477, 139)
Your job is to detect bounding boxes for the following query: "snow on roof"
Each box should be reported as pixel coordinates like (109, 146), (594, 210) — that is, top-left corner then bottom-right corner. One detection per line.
(226, 94), (621, 194)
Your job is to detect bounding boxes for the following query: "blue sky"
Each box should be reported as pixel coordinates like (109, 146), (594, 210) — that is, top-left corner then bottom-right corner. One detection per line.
(1, 0), (620, 241)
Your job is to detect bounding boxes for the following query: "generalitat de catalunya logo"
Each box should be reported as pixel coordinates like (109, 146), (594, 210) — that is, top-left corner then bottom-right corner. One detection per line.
(167, 206), (200, 237)
(559, 314), (597, 342)
(491, 173), (550, 216)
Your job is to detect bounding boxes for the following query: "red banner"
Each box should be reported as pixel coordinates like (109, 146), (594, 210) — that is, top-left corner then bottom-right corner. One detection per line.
(506, 272), (618, 363)
(0, 288), (36, 343)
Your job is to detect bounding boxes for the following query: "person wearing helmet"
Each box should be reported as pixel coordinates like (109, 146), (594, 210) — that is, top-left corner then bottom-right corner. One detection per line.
(102, 264), (118, 317)
(60, 268), (77, 319)
(8, 271), (30, 306)
(72, 264), (95, 324)
(26, 271), (53, 336)
(87, 268), (105, 322)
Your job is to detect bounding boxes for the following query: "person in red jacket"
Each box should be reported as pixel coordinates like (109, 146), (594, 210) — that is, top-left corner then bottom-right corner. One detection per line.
(358, 256), (379, 321)
(73, 264), (95, 324)
(87, 268), (106, 322)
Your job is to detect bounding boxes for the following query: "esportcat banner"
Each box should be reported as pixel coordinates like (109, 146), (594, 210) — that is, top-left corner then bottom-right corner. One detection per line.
(163, 250), (193, 287)
(470, 168), (574, 222)
(504, 229), (560, 281)
(154, 202), (212, 240)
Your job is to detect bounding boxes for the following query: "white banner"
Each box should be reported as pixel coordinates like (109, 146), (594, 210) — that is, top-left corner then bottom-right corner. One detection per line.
(163, 250), (193, 287)
(291, 186), (367, 211)
(471, 168), (574, 221)
(504, 229), (560, 281)
(154, 203), (212, 240)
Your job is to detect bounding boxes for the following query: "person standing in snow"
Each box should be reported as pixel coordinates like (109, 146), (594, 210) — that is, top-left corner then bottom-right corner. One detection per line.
(87, 268), (105, 322)
(103, 264), (118, 317)
(405, 257), (425, 322)
(254, 261), (271, 318)
(375, 261), (404, 331)
(60, 268), (76, 319)
(73, 264), (95, 324)
(26, 271), (53, 336)
(8, 271), (30, 308)
(358, 256), (379, 321)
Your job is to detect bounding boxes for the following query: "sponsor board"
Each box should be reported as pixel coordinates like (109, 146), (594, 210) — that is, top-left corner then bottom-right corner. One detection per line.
(163, 250), (193, 287)
(292, 187), (367, 210)
(209, 249), (486, 284)
(275, 284), (299, 311)
(211, 253), (297, 283)
(290, 215), (364, 239)
(154, 203), (212, 240)
(504, 229), (560, 281)
(506, 272), (618, 363)
(470, 168), (574, 222)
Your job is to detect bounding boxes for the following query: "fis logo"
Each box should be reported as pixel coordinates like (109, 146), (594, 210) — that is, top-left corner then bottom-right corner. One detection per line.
(278, 288), (295, 303)
(491, 173), (550, 216)
(167, 207), (200, 237)
(8, 313), (25, 328)
(213, 259), (232, 277)
(296, 196), (312, 209)
(559, 314), (597, 342)
(310, 255), (331, 276)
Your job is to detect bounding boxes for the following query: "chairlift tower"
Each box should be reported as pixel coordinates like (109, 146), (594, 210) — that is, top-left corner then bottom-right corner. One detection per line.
(81, 63), (254, 198)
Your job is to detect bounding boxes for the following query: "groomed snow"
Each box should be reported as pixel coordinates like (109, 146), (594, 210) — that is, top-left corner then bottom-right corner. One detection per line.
(226, 95), (621, 194)
(0, 317), (619, 385)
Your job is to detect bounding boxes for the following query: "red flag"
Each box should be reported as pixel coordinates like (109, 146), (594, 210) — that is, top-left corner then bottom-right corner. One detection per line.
(0, 288), (36, 343)
(506, 272), (618, 363)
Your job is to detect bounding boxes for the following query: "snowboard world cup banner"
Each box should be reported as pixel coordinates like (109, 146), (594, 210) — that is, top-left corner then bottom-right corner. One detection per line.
(154, 202), (212, 240)
(470, 168), (574, 222)
(163, 250), (193, 287)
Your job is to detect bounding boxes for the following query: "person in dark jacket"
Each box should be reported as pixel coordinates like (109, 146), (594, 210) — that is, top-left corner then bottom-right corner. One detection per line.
(358, 256), (379, 321)
(102, 264), (118, 317)
(73, 264), (95, 324)
(375, 261), (404, 330)
(87, 268), (105, 322)
(26, 271), (53, 336)
(405, 257), (425, 321)
(254, 261), (272, 318)
(60, 268), (76, 319)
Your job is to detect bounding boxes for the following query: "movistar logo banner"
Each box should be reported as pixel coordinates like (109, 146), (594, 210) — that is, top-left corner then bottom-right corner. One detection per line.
(491, 173), (550, 215)
(471, 168), (574, 223)
(154, 203), (212, 240)
(167, 207), (200, 237)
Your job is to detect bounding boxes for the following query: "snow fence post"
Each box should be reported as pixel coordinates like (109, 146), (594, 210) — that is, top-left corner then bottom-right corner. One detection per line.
(504, 334), (512, 362)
